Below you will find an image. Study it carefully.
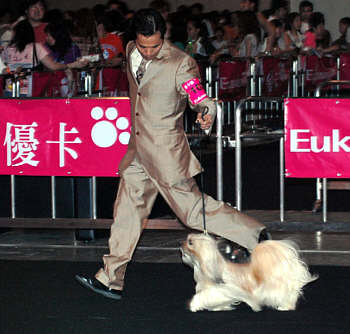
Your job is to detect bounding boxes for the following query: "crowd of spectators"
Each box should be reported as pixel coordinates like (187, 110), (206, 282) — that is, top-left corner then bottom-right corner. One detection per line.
(0, 0), (349, 95)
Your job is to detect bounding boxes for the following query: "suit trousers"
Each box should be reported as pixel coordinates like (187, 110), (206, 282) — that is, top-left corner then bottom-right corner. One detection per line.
(95, 157), (265, 290)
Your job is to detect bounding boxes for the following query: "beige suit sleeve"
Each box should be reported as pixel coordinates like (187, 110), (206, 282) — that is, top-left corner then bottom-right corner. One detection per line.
(175, 54), (217, 131)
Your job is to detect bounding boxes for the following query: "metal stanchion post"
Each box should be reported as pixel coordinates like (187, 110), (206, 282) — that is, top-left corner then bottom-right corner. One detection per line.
(280, 136), (285, 222)
(216, 103), (223, 201)
(235, 101), (243, 211)
(51, 176), (56, 219)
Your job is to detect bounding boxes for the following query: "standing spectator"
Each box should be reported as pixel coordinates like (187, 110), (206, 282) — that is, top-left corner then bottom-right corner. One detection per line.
(236, 10), (261, 57)
(185, 16), (214, 60)
(71, 8), (98, 57)
(21, 0), (47, 43)
(303, 12), (326, 52)
(267, 0), (289, 23)
(330, 17), (350, 52)
(240, 0), (275, 53)
(209, 26), (230, 64)
(106, 0), (128, 16)
(260, 19), (286, 56)
(211, 27), (229, 53)
(283, 12), (303, 52)
(96, 10), (125, 66)
(299, 1), (313, 34)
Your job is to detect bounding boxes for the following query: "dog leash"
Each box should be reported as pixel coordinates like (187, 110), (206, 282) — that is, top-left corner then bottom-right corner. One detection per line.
(196, 107), (209, 235)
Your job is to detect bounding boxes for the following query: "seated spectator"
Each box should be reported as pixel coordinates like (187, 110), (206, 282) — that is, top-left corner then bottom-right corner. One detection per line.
(45, 22), (81, 64)
(1, 20), (87, 97)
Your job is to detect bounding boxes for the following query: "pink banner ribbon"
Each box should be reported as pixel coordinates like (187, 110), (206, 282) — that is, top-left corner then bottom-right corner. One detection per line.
(182, 78), (208, 105)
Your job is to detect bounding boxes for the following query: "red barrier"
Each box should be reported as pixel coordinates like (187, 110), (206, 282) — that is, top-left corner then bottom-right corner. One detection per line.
(32, 70), (77, 97)
(301, 55), (337, 93)
(218, 60), (249, 101)
(260, 57), (291, 97)
(101, 67), (129, 96)
(339, 53), (350, 89)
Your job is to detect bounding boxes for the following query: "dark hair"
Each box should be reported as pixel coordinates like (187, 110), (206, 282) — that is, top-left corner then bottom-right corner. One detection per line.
(107, 0), (129, 16)
(11, 19), (35, 52)
(45, 22), (73, 60)
(237, 10), (261, 43)
(96, 9), (125, 33)
(247, 0), (259, 11)
(299, 1), (313, 12)
(309, 12), (325, 30)
(149, 0), (170, 13)
(285, 12), (300, 31)
(340, 17), (350, 26)
(131, 8), (166, 39)
(270, 19), (283, 29)
(270, 0), (288, 12)
(21, 0), (46, 13)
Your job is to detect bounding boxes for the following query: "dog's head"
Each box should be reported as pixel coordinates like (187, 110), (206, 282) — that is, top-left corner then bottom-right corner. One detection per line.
(180, 233), (224, 283)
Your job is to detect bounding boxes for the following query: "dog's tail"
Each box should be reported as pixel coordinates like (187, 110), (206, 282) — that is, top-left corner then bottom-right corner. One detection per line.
(250, 240), (318, 286)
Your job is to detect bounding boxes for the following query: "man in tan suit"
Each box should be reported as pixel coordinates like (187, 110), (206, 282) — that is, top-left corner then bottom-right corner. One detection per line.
(76, 8), (268, 300)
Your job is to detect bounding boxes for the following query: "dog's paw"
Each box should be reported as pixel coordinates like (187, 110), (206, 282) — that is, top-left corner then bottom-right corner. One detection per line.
(188, 296), (202, 312)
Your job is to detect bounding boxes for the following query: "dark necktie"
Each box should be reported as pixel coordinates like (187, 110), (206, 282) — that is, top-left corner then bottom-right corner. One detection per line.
(136, 58), (148, 84)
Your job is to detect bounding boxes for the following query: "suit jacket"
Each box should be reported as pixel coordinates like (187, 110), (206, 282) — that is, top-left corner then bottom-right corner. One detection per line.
(119, 39), (216, 186)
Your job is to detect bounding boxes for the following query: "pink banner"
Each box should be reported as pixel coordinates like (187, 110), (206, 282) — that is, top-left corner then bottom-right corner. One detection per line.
(300, 55), (337, 92)
(218, 60), (249, 101)
(260, 57), (291, 97)
(285, 98), (350, 178)
(0, 98), (131, 177)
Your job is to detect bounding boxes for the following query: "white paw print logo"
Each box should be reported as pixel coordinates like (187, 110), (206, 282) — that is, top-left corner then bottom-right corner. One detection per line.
(90, 106), (130, 148)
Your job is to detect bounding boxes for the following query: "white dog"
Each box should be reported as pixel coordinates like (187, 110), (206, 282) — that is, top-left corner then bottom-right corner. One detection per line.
(181, 233), (318, 312)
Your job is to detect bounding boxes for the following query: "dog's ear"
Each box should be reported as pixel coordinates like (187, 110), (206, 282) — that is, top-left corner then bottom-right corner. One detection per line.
(198, 244), (224, 284)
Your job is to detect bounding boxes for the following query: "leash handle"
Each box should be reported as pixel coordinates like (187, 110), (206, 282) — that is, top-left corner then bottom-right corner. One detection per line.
(196, 113), (207, 234)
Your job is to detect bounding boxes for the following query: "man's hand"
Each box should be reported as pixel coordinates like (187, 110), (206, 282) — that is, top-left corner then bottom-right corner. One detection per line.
(196, 112), (213, 130)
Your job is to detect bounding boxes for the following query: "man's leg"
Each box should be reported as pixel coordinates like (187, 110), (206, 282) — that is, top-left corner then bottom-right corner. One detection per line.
(157, 177), (265, 251)
(95, 159), (159, 290)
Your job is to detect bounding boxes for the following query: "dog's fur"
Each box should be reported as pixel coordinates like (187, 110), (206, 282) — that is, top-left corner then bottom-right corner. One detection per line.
(181, 233), (318, 312)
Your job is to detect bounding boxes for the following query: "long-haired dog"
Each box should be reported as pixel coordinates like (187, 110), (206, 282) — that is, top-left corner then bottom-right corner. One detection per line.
(181, 233), (318, 312)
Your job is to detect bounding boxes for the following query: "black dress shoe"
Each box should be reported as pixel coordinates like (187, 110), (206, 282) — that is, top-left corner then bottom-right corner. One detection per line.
(258, 229), (272, 243)
(217, 239), (250, 263)
(75, 275), (122, 300)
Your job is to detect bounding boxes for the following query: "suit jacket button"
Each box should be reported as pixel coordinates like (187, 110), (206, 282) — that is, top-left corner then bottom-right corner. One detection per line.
(136, 112), (139, 116)
(137, 92), (141, 96)
(136, 131), (140, 135)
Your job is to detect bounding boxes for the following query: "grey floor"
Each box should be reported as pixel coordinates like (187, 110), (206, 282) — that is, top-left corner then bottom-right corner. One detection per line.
(0, 227), (349, 267)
